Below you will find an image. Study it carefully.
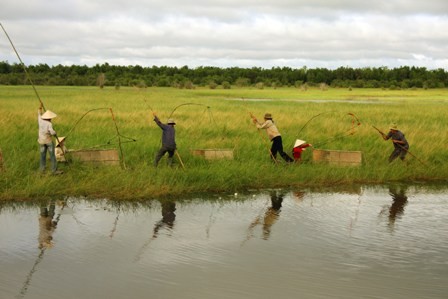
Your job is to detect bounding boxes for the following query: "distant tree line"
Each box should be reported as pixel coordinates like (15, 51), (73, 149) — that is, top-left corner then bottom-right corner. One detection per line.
(0, 61), (447, 89)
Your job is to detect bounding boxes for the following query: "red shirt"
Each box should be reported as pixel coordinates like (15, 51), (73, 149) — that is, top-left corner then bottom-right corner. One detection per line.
(293, 144), (311, 160)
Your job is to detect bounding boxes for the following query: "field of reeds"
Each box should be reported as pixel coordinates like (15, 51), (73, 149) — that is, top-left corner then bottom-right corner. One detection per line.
(0, 85), (447, 201)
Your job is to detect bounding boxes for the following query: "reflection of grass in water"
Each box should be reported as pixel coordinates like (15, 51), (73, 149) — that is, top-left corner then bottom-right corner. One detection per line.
(0, 86), (447, 200)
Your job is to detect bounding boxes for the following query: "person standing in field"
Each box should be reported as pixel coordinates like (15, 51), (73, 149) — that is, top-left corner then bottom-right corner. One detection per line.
(252, 113), (294, 163)
(383, 123), (409, 163)
(153, 112), (176, 167)
(38, 104), (63, 174)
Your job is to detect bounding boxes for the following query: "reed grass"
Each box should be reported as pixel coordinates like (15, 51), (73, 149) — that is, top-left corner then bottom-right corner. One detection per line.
(0, 85), (447, 201)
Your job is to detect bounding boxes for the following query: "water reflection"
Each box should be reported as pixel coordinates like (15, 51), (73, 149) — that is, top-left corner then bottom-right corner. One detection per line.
(1, 186), (448, 299)
(18, 200), (66, 299)
(38, 201), (56, 249)
(109, 202), (121, 238)
(244, 190), (284, 243)
(387, 185), (408, 231)
(153, 200), (176, 237)
(134, 200), (176, 262)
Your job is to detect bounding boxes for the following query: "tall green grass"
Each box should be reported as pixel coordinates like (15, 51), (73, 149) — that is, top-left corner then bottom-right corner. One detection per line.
(1, 86), (447, 200)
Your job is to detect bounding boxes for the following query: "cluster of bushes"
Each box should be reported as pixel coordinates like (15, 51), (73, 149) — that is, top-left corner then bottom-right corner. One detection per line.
(0, 61), (446, 89)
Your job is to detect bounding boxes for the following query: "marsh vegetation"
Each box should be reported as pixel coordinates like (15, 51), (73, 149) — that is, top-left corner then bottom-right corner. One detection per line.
(0, 86), (447, 200)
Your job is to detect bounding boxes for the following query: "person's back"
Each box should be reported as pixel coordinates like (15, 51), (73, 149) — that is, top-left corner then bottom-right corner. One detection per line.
(153, 113), (177, 167)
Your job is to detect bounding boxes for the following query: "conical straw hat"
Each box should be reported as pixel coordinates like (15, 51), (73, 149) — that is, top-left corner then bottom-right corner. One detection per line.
(41, 110), (57, 119)
(294, 139), (306, 148)
(56, 136), (66, 146)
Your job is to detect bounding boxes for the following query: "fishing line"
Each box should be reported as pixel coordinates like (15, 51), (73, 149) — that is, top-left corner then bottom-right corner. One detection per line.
(306, 112), (362, 148)
(66, 108), (137, 168)
(168, 102), (211, 119)
(65, 108), (111, 139)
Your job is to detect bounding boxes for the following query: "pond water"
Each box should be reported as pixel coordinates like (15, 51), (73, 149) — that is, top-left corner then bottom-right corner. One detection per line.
(1, 185), (447, 299)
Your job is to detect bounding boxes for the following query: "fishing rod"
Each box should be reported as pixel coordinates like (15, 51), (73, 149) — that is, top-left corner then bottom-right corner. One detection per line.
(1, 23), (70, 166)
(249, 112), (279, 164)
(168, 102), (217, 127)
(1, 22), (44, 109)
(289, 111), (337, 150)
(142, 98), (155, 113)
(297, 111), (335, 137)
(372, 125), (428, 166)
(168, 102), (212, 119)
(65, 108), (110, 139)
(175, 150), (186, 170)
(110, 108), (126, 169)
(66, 108), (136, 166)
(300, 112), (362, 148)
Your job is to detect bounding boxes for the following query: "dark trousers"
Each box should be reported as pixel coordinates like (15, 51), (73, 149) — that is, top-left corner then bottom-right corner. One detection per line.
(388, 145), (408, 162)
(154, 146), (175, 167)
(271, 136), (294, 162)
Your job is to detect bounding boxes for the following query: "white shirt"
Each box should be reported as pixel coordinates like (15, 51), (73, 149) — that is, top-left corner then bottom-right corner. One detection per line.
(256, 119), (281, 141)
(38, 110), (56, 144)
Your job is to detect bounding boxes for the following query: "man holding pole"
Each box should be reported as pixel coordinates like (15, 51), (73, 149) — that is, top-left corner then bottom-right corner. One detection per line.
(252, 113), (294, 163)
(153, 112), (177, 167)
(382, 123), (409, 163)
(38, 104), (63, 174)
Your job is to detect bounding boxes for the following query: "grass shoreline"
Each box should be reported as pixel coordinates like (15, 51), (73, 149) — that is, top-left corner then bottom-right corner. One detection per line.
(1, 86), (447, 201)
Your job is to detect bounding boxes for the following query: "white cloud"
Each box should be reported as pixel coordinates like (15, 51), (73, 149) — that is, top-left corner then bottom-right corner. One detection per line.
(1, 0), (448, 69)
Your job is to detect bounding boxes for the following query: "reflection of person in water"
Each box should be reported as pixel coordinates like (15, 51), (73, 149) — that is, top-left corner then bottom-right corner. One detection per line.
(38, 201), (57, 249)
(246, 191), (284, 241)
(152, 201), (176, 238)
(262, 191), (283, 240)
(134, 200), (177, 262)
(387, 185), (408, 230)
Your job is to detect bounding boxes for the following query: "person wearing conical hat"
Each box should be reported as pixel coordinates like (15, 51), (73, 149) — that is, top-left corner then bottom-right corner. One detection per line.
(292, 139), (312, 162)
(252, 113), (294, 163)
(382, 123), (409, 163)
(55, 136), (68, 162)
(38, 103), (62, 174)
(153, 112), (176, 167)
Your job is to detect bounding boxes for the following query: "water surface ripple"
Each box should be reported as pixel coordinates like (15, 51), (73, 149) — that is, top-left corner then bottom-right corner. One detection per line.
(0, 185), (447, 299)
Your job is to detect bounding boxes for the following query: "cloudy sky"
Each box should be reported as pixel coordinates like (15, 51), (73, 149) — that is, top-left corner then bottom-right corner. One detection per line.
(1, 0), (448, 69)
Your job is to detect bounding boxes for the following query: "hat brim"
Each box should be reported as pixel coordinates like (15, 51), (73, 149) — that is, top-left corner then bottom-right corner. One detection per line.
(41, 110), (57, 119)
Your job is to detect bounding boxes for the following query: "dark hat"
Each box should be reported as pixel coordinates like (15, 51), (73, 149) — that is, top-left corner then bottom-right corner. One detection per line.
(264, 113), (272, 119)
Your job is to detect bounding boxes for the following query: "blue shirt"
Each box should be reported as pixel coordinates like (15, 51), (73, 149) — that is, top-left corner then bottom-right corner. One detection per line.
(386, 130), (409, 149)
(154, 116), (176, 149)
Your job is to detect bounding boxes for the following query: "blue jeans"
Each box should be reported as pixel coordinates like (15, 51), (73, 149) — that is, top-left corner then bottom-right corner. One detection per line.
(40, 142), (57, 172)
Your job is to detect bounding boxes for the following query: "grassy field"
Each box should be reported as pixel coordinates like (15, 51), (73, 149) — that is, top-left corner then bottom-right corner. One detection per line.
(0, 85), (447, 201)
